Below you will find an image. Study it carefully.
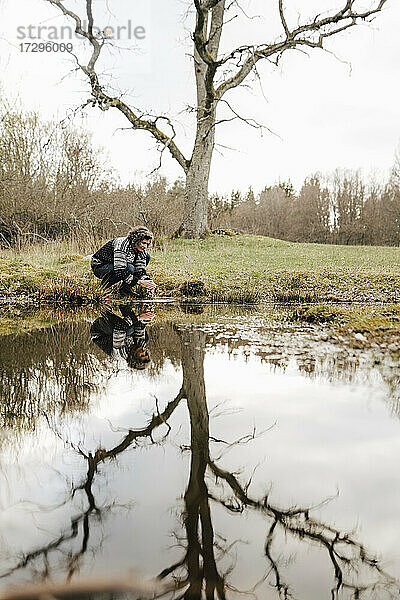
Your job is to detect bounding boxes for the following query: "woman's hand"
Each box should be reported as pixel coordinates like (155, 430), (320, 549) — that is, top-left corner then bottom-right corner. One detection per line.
(139, 311), (155, 322)
(138, 279), (157, 291)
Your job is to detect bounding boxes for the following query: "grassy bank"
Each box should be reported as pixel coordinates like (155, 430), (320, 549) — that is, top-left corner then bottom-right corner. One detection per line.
(1, 235), (400, 304)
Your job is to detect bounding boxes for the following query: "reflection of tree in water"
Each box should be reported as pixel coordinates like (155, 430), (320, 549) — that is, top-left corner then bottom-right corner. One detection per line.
(159, 328), (399, 599)
(0, 382), (185, 590)
(1, 327), (398, 600)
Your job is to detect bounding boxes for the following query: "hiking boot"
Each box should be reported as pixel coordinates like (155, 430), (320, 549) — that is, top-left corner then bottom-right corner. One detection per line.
(119, 283), (135, 297)
(119, 304), (134, 318)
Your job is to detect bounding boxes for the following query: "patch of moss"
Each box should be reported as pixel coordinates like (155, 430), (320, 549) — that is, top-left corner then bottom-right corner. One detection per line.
(58, 254), (84, 264)
(211, 228), (238, 237)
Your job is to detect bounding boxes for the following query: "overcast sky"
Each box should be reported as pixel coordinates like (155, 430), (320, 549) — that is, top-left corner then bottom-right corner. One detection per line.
(0, 0), (399, 194)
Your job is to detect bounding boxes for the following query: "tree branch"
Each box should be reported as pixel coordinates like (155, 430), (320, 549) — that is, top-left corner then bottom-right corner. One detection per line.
(278, 0), (290, 38)
(46, 0), (190, 173)
(208, 457), (400, 597)
(215, 0), (389, 98)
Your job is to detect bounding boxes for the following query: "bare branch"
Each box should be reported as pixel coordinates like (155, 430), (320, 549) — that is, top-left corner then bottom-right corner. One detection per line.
(46, 0), (190, 173)
(216, 48), (260, 98)
(219, 98), (280, 137)
(193, 0), (217, 66)
(208, 457), (400, 597)
(208, 2), (226, 59)
(278, 0), (290, 38)
(215, 0), (389, 98)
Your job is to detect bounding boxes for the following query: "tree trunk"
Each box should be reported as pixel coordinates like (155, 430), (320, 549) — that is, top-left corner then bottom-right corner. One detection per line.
(180, 128), (214, 239)
(179, 4), (220, 239)
(178, 328), (224, 597)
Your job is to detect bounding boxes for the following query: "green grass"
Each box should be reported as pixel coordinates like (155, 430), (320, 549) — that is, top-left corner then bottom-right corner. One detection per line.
(159, 235), (400, 272)
(1, 235), (400, 304)
(150, 236), (400, 303)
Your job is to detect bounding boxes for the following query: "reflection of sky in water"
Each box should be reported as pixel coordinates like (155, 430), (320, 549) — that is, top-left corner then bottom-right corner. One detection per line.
(0, 315), (400, 599)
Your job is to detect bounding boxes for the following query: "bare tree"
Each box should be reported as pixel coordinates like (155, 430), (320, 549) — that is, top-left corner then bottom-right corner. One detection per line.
(43, 0), (390, 238)
(287, 175), (330, 243)
(330, 169), (366, 244)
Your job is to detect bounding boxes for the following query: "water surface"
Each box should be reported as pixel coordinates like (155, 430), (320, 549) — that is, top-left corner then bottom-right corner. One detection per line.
(0, 305), (399, 599)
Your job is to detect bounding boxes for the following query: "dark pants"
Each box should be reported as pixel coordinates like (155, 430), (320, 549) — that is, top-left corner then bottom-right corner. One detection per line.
(92, 262), (137, 288)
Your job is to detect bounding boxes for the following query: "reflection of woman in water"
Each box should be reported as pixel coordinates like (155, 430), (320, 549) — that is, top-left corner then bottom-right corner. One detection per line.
(90, 305), (155, 369)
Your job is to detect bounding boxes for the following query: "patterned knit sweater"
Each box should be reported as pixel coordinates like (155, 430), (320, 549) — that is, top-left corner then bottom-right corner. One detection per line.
(91, 237), (150, 285)
(90, 310), (148, 359)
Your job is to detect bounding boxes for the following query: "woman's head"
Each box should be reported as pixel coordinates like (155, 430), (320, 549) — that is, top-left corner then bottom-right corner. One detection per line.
(128, 227), (153, 251)
(127, 345), (151, 370)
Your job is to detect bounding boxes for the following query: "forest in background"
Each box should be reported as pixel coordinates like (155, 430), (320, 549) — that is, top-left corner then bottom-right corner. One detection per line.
(1, 101), (400, 248)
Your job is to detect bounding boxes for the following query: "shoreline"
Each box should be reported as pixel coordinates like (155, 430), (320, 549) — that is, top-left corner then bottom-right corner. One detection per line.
(1, 235), (400, 306)
(1, 272), (399, 306)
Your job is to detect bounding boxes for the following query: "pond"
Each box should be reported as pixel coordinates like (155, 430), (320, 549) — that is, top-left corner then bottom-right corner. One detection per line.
(0, 304), (399, 600)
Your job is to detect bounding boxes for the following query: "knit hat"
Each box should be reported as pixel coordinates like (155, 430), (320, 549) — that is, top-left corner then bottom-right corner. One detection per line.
(128, 226), (154, 248)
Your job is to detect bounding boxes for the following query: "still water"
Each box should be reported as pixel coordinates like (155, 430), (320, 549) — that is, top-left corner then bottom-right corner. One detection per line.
(0, 304), (400, 599)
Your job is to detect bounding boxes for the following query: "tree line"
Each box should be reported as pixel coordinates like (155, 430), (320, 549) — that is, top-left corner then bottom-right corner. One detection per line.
(1, 102), (399, 248)
(210, 164), (400, 246)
